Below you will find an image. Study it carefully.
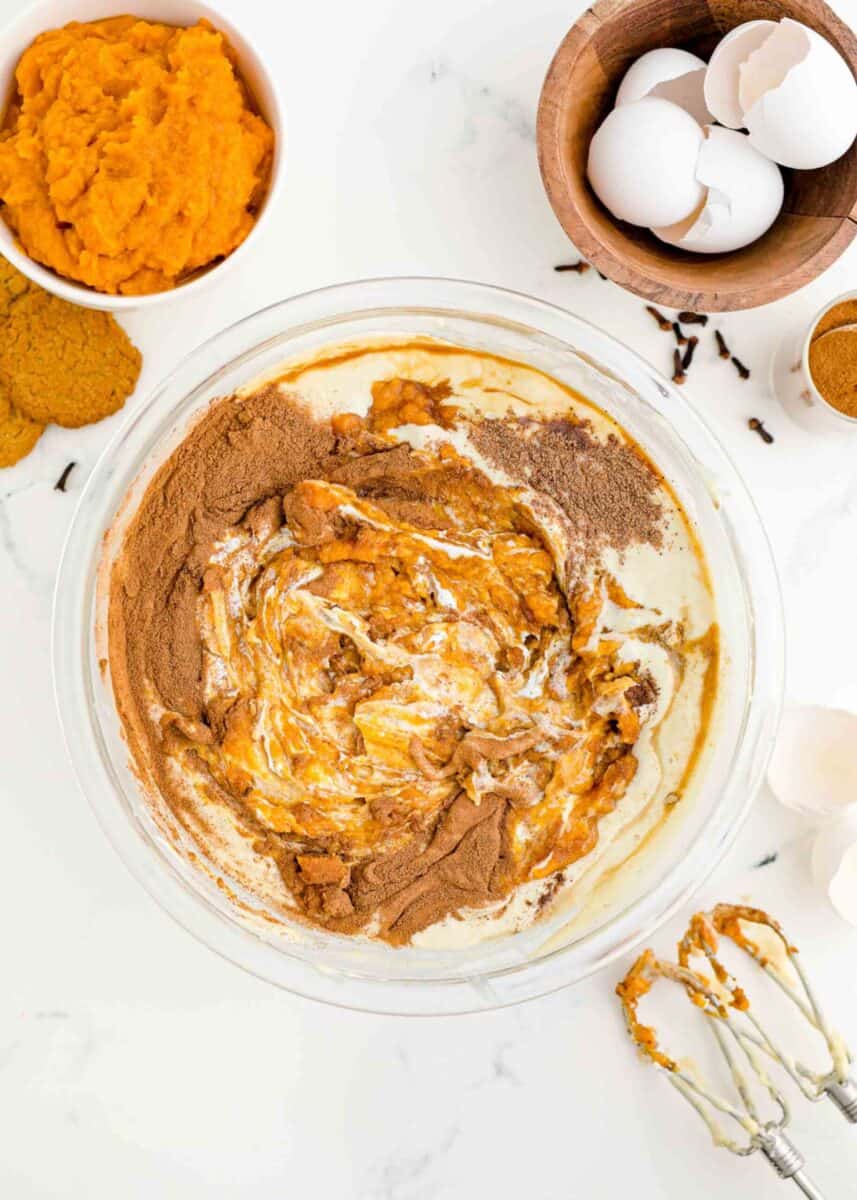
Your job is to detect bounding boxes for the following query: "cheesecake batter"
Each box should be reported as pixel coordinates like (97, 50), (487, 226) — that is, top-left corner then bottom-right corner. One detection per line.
(108, 337), (718, 946)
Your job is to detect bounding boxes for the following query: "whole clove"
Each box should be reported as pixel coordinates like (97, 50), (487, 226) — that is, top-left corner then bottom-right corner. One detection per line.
(646, 305), (673, 332)
(715, 329), (731, 359)
(672, 321), (688, 346)
(748, 417), (774, 443)
(681, 336), (698, 371)
(554, 261), (590, 274)
(672, 348), (687, 385)
(677, 312), (709, 326)
(54, 461), (76, 492)
(754, 850), (779, 868)
(732, 356), (751, 380)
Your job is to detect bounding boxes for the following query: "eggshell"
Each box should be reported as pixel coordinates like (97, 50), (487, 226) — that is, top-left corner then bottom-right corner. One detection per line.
(741, 19), (857, 169)
(652, 126), (783, 253)
(587, 98), (705, 227)
(768, 705), (857, 818)
(616, 48), (713, 125)
(811, 807), (857, 927)
(704, 20), (777, 128)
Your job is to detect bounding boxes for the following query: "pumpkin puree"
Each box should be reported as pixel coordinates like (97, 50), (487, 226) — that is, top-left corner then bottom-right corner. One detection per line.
(0, 17), (274, 295)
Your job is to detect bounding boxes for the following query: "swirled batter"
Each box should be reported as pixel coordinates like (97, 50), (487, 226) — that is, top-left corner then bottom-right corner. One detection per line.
(108, 339), (718, 946)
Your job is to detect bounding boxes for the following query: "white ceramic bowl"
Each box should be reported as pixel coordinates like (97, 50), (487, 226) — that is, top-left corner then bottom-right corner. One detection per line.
(53, 278), (785, 1015)
(770, 290), (857, 435)
(0, 0), (285, 311)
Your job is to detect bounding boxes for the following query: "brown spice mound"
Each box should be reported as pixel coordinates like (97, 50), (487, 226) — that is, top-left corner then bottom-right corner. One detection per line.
(809, 303), (857, 419)
(809, 329), (857, 418)
(812, 299), (857, 339)
(471, 415), (663, 562)
(276, 791), (509, 945)
(109, 386), (336, 724)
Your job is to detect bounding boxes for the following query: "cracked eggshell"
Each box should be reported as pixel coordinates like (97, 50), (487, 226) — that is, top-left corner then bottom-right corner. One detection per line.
(587, 97), (705, 228)
(652, 127), (783, 253)
(811, 807), (857, 927)
(704, 20), (777, 129)
(768, 705), (857, 818)
(740, 19), (857, 169)
(615, 48), (713, 126)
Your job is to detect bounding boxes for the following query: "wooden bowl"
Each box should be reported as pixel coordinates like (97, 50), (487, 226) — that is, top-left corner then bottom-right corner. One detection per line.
(537, 0), (857, 311)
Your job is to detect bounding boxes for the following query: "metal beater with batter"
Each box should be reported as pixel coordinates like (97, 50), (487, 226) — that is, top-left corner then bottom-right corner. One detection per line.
(617, 904), (857, 1197)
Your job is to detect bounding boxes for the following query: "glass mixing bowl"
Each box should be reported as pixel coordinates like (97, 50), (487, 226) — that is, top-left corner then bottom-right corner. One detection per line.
(53, 278), (784, 1014)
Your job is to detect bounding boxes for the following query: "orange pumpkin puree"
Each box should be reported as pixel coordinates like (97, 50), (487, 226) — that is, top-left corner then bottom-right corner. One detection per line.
(0, 17), (274, 295)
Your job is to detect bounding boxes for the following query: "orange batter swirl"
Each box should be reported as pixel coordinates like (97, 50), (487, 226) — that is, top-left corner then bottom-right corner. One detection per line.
(187, 455), (645, 896)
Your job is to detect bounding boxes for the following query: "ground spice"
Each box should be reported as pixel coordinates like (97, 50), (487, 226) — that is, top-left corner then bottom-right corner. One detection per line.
(470, 413), (664, 565)
(812, 299), (857, 339)
(0, 257), (141, 466)
(808, 301), (857, 418)
(110, 385), (336, 719)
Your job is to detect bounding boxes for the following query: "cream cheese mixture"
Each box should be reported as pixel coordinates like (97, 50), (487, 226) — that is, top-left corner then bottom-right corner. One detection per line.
(108, 337), (718, 947)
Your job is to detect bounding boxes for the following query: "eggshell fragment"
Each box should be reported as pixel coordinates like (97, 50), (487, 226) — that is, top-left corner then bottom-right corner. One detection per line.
(768, 705), (857, 818)
(652, 126), (783, 253)
(704, 20), (777, 128)
(811, 807), (857, 927)
(587, 98), (705, 227)
(616, 48), (713, 125)
(740, 19), (857, 169)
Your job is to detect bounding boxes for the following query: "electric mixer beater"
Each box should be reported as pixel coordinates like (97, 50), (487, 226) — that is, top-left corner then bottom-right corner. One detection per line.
(617, 904), (857, 1197)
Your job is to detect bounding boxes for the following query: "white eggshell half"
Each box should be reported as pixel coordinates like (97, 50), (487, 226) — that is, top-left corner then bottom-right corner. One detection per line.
(652, 126), (783, 253)
(616, 48), (713, 125)
(768, 705), (857, 818)
(811, 807), (857, 927)
(587, 98), (705, 228)
(740, 19), (857, 169)
(704, 20), (777, 128)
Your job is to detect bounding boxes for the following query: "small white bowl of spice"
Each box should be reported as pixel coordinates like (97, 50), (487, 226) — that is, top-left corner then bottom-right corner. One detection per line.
(771, 291), (857, 433)
(0, 0), (285, 311)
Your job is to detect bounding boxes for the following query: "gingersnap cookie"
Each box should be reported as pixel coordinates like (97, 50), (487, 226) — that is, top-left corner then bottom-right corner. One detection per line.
(0, 384), (44, 467)
(0, 286), (141, 428)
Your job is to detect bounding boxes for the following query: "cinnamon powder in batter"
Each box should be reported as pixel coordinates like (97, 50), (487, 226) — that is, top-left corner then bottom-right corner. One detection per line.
(110, 386), (336, 722)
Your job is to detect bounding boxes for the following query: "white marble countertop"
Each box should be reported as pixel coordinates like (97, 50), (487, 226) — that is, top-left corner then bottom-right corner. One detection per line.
(2, 0), (857, 1195)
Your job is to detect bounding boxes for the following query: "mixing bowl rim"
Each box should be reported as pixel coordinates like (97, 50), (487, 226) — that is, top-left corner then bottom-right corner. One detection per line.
(51, 275), (785, 1014)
